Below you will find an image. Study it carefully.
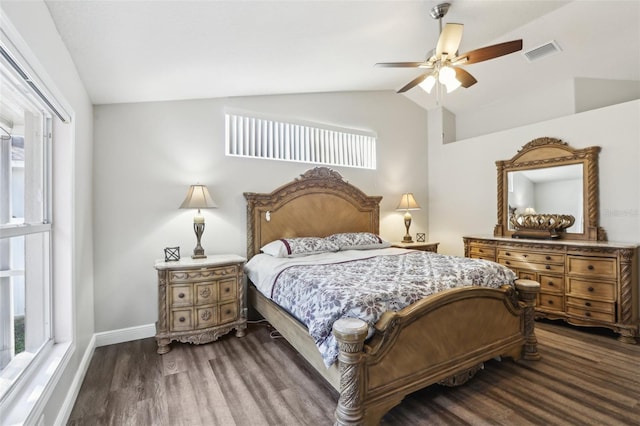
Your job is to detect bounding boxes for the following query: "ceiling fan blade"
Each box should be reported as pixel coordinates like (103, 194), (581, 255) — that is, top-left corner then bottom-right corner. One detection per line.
(454, 67), (477, 88)
(436, 23), (464, 58)
(454, 39), (523, 65)
(397, 73), (429, 93)
(375, 62), (433, 68)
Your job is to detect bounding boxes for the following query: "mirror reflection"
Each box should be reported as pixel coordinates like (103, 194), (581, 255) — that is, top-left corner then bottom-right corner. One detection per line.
(507, 164), (583, 233)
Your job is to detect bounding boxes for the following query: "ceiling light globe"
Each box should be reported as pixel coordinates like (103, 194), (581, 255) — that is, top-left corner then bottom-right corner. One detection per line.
(419, 74), (437, 93)
(438, 66), (456, 84)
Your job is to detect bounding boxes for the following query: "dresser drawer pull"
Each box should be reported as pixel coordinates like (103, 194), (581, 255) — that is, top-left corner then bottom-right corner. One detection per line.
(547, 282), (554, 286)
(545, 265), (551, 270)
(178, 293), (185, 298)
(588, 287), (594, 292)
(585, 312), (591, 317)
(523, 254), (528, 258)
(179, 316), (186, 322)
(545, 255), (551, 261)
(588, 265), (594, 270)
(225, 309), (232, 315)
(505, 252), (510, 256)
(505, 260), (511, 265)
(548, 300), (554, 305)
(585, 302), (591, 307)
(479, 249), (484, 253)
(225, 288), (231, 293)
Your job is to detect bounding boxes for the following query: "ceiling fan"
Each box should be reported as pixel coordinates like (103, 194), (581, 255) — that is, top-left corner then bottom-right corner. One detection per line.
(376, 2), (523, 94)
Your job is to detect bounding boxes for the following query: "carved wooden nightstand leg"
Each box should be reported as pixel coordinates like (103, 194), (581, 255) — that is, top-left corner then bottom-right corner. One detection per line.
(235, 325), (247, 338)
(156, 338), (171, 355)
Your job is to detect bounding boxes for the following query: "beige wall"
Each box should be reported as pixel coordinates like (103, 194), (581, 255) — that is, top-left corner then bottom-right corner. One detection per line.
(428, 99), (640, 256)
(92, 91), (428, 332)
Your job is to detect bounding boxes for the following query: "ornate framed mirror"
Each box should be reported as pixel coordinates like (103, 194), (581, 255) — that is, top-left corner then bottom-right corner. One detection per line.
(494, 137), (605, 241)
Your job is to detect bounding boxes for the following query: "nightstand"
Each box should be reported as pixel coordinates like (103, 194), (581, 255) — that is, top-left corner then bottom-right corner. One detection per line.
(154, 254), (247, 354)
(392, 241), (439, 253)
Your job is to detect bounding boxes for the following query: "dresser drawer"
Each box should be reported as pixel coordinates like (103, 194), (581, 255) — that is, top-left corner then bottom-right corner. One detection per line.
(195, 305), (217, 329)
(469, 244), (495, 259)
(567, 256), (617, 279)
(169, 265), (239, 283)
(218, 278), (237, 301)
(499, 258), (564, 274)
(538, 274), (564, 294)
(567, 278), (615, 301)
(566, 296), (615, 314)
(219, 302), (238, 324)
(170, 285), (193, 307)
(499, 249), (564, 264)
(170, 309), (193, 331)
(538, 293), (564, 312)
(566, 306), (615, 323)
(195, 283), (217, 305)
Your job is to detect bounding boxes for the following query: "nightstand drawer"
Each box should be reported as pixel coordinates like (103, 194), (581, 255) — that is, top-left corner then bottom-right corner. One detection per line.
(219, 278), (237, 301)
(567, 278), (615, 301)
(499, 250), (564, 264)
(170, 285), (193, 307)
(219, 302), (238, 324)
(195, 305), (217, 329)
(170, 309), (193, 331)
(538, 293), (563, 311)
(195, 283), (217, 305)
(568, 256), (617, 279)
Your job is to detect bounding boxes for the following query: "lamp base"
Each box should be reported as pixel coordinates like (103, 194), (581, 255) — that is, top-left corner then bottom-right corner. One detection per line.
(402, 235), (414, 243)
(192, 253), (207, 259)
(192, 222), (207, 259)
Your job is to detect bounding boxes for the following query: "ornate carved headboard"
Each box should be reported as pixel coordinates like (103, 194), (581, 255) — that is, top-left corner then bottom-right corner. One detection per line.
(244, 167), (382, 259)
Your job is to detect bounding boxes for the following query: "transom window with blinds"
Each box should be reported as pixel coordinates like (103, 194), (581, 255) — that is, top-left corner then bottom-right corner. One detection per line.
(225, 110), (377, 170)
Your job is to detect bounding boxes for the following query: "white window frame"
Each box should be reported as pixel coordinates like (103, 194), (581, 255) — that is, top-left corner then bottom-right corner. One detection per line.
(225, 109), (377, 169)
(0, 12), (74, 425)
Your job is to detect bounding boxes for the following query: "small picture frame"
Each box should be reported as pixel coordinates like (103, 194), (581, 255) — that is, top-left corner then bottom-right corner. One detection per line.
(416, 233), (426, 242)
(164, 246), (180, 262)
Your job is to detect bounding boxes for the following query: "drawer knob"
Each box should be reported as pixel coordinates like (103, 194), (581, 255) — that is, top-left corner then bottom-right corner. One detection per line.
(225, 288), (230, 293)
(226, 309), (232, 315)
(585, 312), (591, 317)
(479, 249), (483, 253)
(588, 265), (594, 270)
(585, 302), (591, 307)
(179, 317), (185, 322)
(178, 293), (185, 298)
(505, 252), (510, 256)
(505, 261), (511, 265)
(588, 287), (594, 292)
(545, 256), (551, 261)
(548, 281), (554, 286)
(545, 265), (551, 270)
(548, 300), (554, 305)
(523, 254), (528, 258)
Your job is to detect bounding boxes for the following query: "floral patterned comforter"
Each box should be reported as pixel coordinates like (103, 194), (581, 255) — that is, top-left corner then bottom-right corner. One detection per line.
(269, 251), (517, 367)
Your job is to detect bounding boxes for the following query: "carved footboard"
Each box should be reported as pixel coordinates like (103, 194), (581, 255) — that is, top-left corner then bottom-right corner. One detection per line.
(332, 279), (540, 426)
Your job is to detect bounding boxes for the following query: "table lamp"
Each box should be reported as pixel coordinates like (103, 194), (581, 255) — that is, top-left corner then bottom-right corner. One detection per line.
(180, 184), (217, 258)
(396, 193), (421, 243)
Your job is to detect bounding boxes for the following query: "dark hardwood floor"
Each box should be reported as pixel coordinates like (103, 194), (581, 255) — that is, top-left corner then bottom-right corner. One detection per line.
(68, 320), (640, 425)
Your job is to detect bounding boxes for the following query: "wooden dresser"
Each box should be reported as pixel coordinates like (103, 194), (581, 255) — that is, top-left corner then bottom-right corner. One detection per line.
(464, 235), (639, 343)
(391, 241), (439, 253)
(154, 254), (247, 354)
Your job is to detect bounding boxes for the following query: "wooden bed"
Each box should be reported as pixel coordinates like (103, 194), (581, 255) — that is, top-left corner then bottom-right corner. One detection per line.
(244, 167), (540, 426)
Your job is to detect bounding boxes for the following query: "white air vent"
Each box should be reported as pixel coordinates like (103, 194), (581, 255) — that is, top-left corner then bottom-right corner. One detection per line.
(523, 40), (562, 62)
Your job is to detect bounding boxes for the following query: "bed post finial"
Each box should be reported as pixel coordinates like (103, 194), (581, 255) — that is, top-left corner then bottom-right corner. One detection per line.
(333, 318), (368, 426)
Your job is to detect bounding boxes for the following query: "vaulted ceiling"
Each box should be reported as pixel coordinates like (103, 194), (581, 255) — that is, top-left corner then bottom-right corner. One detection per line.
(44, 0), (640, 113)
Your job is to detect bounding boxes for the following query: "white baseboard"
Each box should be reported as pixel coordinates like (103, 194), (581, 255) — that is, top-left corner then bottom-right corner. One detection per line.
(94, 323), (156, 347)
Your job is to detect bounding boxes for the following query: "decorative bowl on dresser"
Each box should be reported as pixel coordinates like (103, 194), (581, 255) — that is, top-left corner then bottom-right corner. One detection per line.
(465, 137), (639, 344)
(154, 254), (247, 354)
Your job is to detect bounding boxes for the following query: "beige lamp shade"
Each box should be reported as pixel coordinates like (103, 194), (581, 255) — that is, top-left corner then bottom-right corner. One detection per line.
(396, 193), (421, 211)
(180, 184), (218, 210)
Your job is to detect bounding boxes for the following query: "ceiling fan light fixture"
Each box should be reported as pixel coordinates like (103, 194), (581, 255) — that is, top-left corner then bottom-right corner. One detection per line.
(419, 74), (437, 93)
(445, 78), (462, 93)
(438, 65), (456, 85)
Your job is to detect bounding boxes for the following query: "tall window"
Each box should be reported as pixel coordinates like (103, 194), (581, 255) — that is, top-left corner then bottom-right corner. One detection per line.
(0, 58), (52, 402)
